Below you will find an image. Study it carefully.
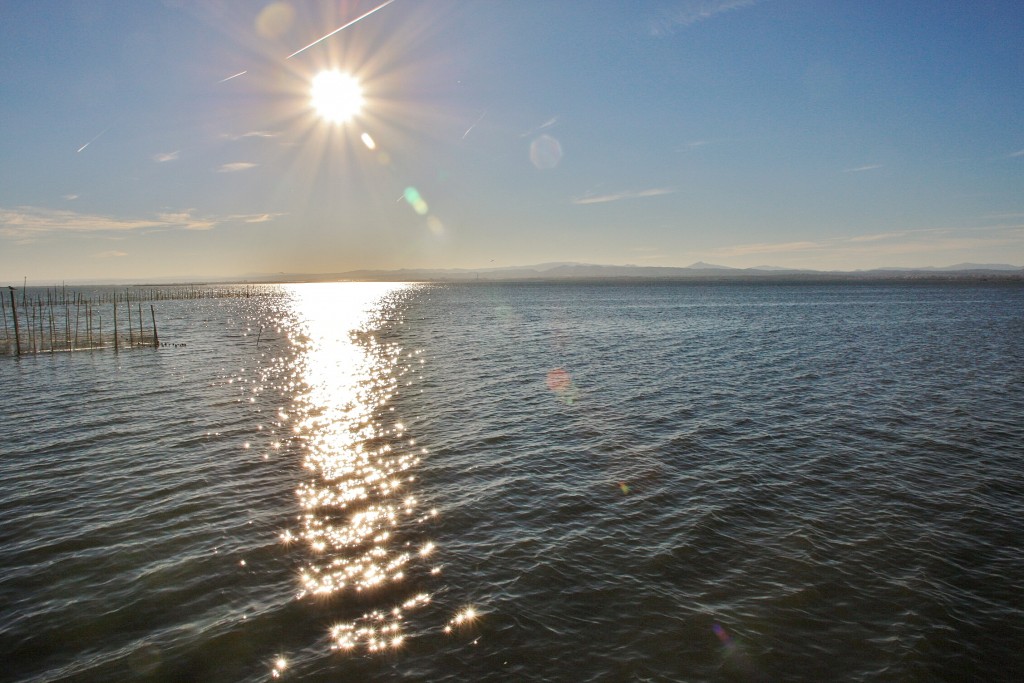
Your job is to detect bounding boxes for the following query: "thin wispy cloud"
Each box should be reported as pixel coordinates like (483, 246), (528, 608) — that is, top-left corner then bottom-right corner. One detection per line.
(843, 164), (883, 173)
(217, 162), (257, 172)
(1009, 149), (1024, 158)
(230, 213), (277, 223)
(1, 206), (164, 241)
(573, 188), (675, 205)
(650, 0), (762, 36)
(848, 231), (908, 243)
(63, 194), (79, 201)
(222, 131), (277, 141)
(156, 211), (216, 231)
(0, 206), (281, 242)
(95, 250), (128, 258)
(521, 116), (559, 138)
(682, 140), (719, 149)
(984, 211), (1024, 220)
(153, 151), (179, 163)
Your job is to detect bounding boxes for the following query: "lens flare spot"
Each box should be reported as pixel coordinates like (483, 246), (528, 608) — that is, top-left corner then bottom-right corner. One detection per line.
(546, 368), (571, 392)
(530, 134), (562, 169)
(361, 132), (376, 150)
(546, 368), (578, 405)
(256, 2), (295, 38)
(426, 215), (444, 235)
(403, 187), (429, 216)
(712, 622), (734, 647)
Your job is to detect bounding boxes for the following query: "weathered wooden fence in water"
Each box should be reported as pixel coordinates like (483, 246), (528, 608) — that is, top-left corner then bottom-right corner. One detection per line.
(1, 284), (273, 357)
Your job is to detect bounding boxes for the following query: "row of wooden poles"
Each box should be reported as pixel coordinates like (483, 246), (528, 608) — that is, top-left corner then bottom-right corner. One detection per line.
(2, 287), (158, 356)
(61, 283), (269, 304)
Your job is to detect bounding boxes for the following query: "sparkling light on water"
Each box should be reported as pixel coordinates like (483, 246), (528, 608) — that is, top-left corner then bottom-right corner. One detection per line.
(281, 283), (439, 653)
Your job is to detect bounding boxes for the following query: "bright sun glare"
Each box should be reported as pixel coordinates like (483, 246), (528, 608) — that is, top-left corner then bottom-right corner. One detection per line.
(311, 70), (364, 124)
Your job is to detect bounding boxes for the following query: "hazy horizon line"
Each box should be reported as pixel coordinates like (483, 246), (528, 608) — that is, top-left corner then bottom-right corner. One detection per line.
(5, 260), (1023, 288)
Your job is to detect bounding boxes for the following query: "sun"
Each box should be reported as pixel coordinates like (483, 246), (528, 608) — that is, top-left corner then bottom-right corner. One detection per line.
(311, 70), (364, 124)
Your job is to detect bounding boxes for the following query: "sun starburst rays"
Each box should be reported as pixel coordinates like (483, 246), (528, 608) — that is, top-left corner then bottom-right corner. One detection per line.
(311, 70), (364, 124)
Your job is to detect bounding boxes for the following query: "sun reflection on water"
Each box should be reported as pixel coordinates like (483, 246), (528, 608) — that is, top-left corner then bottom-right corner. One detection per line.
(280, 282), (440, 653)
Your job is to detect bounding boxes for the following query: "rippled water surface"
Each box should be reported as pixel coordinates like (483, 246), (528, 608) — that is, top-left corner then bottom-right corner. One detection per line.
(2, 282), (1023, 682)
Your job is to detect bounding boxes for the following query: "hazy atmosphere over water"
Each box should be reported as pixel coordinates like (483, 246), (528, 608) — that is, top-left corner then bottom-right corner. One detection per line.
(2, 0), (1024, 282)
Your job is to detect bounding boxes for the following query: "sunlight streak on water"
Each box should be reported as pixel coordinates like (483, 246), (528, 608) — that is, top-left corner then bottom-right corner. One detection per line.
(280, 282), (438, 653)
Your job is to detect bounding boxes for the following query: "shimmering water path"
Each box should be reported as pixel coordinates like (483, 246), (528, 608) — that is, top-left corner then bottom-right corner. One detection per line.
(2, 282), (1022, 682)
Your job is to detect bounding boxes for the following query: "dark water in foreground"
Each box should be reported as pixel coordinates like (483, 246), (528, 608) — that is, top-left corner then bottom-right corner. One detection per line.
(1, 282), (1022, 682)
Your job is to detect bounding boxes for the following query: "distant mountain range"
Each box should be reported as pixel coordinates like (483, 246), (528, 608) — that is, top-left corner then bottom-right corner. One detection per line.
(253, 261), (1024, 283)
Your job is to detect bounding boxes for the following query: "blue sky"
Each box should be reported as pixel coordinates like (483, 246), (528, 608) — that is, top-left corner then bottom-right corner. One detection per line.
(2, 0), (1022, 282)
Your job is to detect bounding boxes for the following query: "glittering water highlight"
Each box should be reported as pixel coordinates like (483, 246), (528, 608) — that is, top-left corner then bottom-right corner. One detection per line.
(1, 281), (1022, 682)
(282, 283), (442, 652)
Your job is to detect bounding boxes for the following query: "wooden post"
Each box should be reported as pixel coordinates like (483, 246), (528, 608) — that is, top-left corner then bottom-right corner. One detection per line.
(38, 299), (44, 354)
(8, 287), (20, 356)
(27, 298), (34, 352)
(2, 288), (8, 344)
(127, 291), (134, 347)
(138, 303), (143, 346)
(47, 291), (55, 354)
(150, 305), (159, 348)
(74, 294), (81, 350)
(113, 300), (119, 352)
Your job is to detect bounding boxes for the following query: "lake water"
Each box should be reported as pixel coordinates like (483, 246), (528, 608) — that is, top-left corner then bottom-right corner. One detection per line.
(2, 281), (1023, 682)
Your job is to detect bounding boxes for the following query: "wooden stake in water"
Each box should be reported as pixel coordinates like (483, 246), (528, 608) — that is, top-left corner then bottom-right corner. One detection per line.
(74, 294), (81, 350)
(113, 299), (119, 352)
(47, 290), (55, 354)
(8, 287), (20, 356)
(150, 305), (159, 348)
(38, 299), (45, 354)
(2, 288), (9, 344)
(127, 291), (134, 348)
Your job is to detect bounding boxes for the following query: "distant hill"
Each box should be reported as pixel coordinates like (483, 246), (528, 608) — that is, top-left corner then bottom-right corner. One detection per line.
(686, 261), (736, 270)
(245, 262), (1023, 283)
(869, 263), (1022, 272)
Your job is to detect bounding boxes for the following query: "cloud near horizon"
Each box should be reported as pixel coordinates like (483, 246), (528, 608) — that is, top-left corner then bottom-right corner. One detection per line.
(0, 206), (282, 241)
(153, 151), (179, 163)
(572, 188), (675, 205)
